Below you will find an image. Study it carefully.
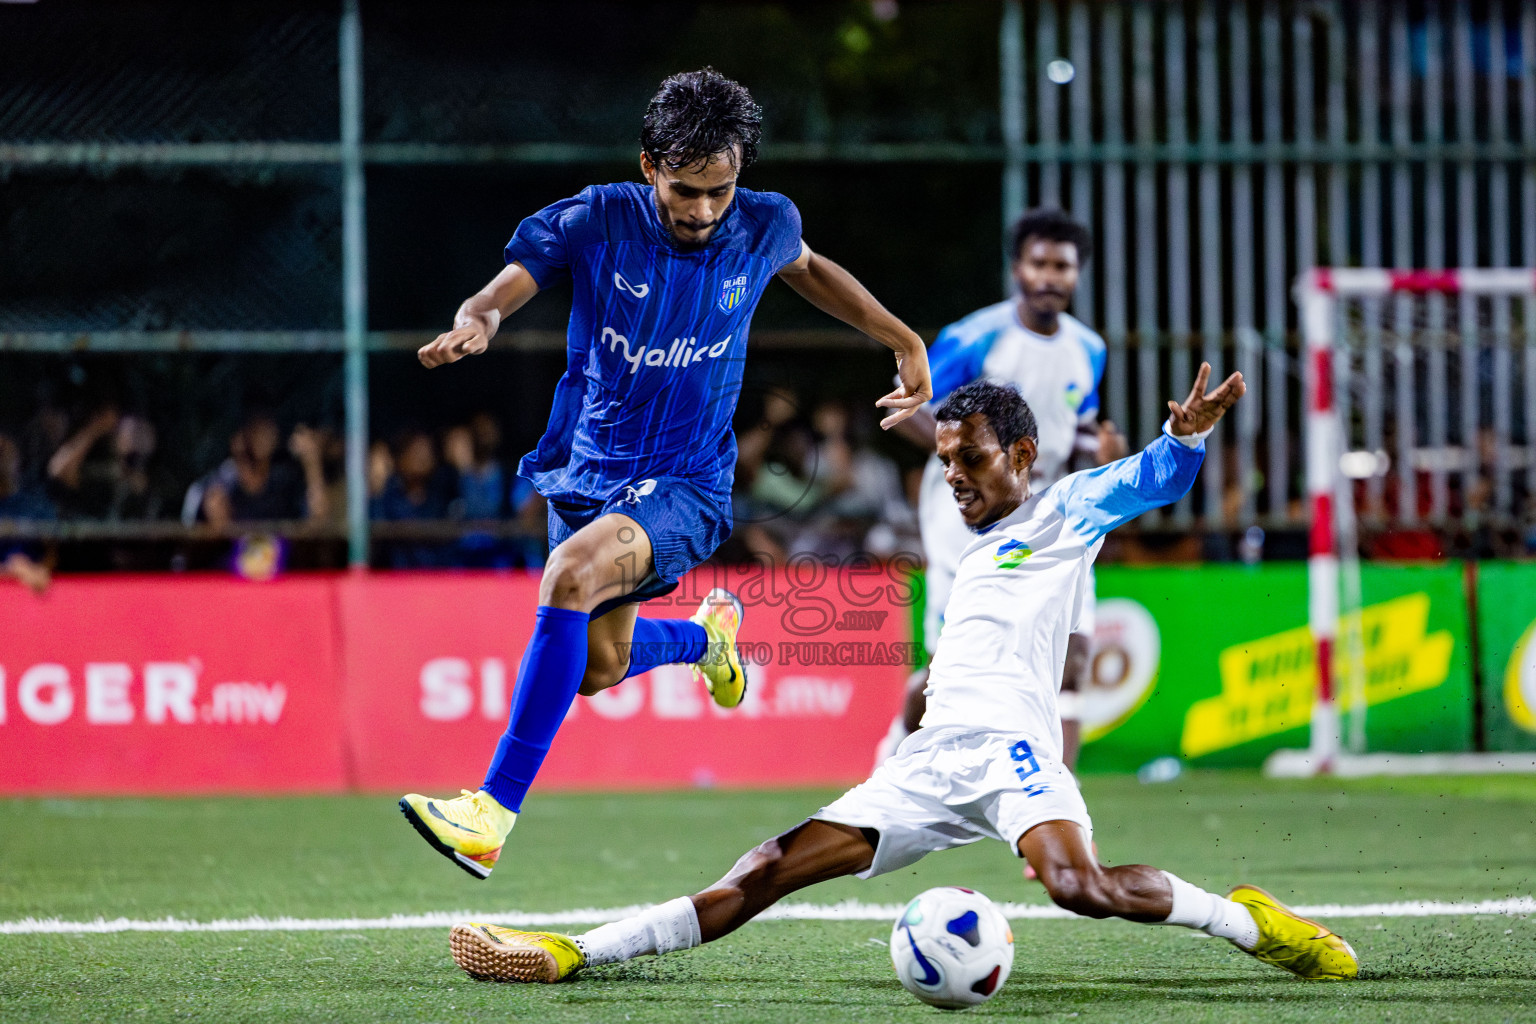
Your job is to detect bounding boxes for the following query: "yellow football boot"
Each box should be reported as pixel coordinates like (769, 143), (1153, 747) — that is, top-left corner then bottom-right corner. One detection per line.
(450, 922), (586, 983)
(1228, 885), (1359, 980)
(398, 789), (516, 880)
(691, 587), (748, 708)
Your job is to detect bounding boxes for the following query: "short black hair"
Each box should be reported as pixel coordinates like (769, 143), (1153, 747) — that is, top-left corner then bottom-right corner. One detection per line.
(641, 67), (762, 172)
(1009, 206), (1093, 265)
(934, 379), (1038, 450)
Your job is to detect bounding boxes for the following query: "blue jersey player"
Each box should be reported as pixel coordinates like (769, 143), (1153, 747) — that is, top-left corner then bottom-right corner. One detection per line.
(399, 68), (933, 879)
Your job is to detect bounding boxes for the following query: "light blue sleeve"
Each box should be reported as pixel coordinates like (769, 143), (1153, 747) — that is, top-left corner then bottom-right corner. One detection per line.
(928, 323), (996, 404)
(1047, 426), (1205, 546)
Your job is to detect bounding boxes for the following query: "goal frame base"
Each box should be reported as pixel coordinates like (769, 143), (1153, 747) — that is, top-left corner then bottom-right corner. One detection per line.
(1265, 749), (1536, 779)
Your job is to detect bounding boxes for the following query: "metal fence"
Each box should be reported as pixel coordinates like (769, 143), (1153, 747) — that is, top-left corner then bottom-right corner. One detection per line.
(3, 0), (1533, 560)
(1000, 0), (1536, 539)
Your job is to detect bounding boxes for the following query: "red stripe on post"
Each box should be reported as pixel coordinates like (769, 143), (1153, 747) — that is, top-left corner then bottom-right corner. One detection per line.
(1314, 267), (1334, 293)
(1388, 269), (1459, 294)
(1315, 637), (1334, 702)
(1310, 349), (1333, 413)
(1309, 492), (1334, 557)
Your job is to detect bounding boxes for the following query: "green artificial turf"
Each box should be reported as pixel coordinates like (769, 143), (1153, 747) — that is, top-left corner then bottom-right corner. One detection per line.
(3, 773), (1536, 1022)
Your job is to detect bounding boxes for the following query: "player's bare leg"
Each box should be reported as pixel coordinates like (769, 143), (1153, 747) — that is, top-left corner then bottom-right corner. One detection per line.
(1059, 632), (1089, 769)
(691, 819), (875, 941)
(539, 512), (654, 613)
(452, 820), (875, 981)
(580, 603), (640, 695)
(900, 668), (928, 734)
(1019, 819), (1357, 979)
(1019, 820), (1170, 922)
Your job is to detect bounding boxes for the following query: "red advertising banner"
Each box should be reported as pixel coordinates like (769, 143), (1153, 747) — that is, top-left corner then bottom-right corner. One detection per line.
(0, 576), (345, 794)
(340, 562), (916, 792)
(1, 565), (916, 795)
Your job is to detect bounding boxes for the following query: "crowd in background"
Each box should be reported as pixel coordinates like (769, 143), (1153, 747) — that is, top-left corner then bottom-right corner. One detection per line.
(5, 379), (1535, 589)
(0, 385), (930, 583)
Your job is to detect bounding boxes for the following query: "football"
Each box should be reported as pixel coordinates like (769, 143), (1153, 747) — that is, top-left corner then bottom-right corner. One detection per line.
(889, 886), (1015, 1009)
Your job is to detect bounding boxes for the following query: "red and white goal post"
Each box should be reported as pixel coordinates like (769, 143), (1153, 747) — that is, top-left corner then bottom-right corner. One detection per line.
(1267, 267), (1536, 778)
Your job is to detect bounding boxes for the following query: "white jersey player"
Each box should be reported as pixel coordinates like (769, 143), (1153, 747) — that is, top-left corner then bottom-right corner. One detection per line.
(445, 368), (1360, 988)
(917, 301), (1107, 653)
(889, 208), (1126, 770)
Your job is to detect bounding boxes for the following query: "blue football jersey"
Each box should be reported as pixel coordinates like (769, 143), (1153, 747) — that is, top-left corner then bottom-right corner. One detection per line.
(505, 182), (803, 503)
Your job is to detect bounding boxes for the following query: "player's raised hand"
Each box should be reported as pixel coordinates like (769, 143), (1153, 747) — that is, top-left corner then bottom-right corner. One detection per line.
(418, 327), (490, 368)
(1166, 362), (1245, 436)
(875, 345), (934, 430)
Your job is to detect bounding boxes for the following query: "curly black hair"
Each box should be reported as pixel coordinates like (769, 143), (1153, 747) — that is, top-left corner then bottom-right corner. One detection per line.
(934, 379), (1039, 451)
(641, 67), (763, 172)
(1009, 206), (1093, 265)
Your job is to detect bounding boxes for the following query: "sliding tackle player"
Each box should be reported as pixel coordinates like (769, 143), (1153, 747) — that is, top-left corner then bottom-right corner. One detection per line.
(446, 365), (1360, 984)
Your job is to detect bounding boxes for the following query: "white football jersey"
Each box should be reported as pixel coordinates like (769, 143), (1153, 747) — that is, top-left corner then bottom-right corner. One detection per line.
(921, 427), (1206, 763)
(917, 301), (1108, 654)
(927, 301), (1106, 489)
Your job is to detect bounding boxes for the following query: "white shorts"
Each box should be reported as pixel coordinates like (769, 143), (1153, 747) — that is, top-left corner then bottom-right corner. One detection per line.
(814, 727), (1093, 879)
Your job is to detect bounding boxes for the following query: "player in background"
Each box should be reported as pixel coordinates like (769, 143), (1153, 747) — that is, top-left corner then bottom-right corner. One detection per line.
(398, 68), (932, 880)
(446, 368), (1359, 985)
(883, 207), (1126, 778)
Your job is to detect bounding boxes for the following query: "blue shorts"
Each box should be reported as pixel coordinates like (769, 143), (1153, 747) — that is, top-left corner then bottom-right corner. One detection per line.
(546, 476), (732, 619)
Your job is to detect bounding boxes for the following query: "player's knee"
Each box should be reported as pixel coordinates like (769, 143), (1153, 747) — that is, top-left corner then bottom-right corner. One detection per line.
(539, 548), (598, 609)
(723, 840), (788, 901)
(1039, 865), (1115, 919)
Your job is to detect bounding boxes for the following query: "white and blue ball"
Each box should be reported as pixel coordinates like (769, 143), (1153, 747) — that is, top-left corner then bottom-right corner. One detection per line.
(889, 886), (1014, 1009)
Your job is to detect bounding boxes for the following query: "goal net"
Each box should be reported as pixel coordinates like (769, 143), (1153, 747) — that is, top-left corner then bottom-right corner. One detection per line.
(1267, 268), (1536, 777)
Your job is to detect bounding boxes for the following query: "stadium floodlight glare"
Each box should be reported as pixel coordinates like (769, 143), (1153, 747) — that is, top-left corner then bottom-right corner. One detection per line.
(1268, 267), (1536, 778)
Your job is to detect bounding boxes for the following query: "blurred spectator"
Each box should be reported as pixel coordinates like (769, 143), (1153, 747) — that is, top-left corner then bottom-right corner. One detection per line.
(732, 390), (918, 564)
(0, 432), (55, 594)
(733, 388), (824, 563)
(443, 412), (546, 568)
(22, 395), (69, 492)
(186, 413), (328, 530)
(372, 430), (454, 521)
(371, 429), (457, 567)
(369, 438), (394, 502)
(47, 405), (171, 520)
(313, 425), (350, 530)
(789, 399), (915, 560)
(445, 412), (508, 520)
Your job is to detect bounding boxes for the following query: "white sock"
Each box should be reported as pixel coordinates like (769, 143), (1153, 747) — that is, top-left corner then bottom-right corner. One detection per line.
(575, 897), (702, 966)
(1159, 872), (1260, 950)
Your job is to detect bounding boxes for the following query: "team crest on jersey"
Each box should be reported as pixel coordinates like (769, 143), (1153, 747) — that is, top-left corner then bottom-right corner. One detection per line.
(994, 538), (1033, 569)
(716, 274), (749, 314)
(1065, 383), (1085, 411)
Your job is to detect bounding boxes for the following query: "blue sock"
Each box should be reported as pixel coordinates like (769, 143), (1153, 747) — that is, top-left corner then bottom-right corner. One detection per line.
(482, 606), (590, 812)
(622, 618), (709, 679)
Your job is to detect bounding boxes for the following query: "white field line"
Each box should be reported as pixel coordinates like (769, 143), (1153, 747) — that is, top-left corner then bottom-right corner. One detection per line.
(2, 897), (1534, 935)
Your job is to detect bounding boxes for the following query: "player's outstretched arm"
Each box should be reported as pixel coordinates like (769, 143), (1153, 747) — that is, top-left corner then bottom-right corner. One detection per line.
(1054, 362), (1245, 543)
(417, 261), (542, 369)
(777, 244), (932, 429)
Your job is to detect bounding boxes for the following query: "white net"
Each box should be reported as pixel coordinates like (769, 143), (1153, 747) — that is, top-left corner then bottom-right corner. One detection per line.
(1334, 290), (1536, 555)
